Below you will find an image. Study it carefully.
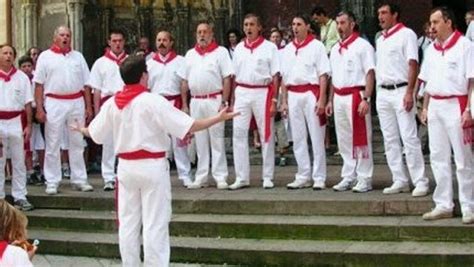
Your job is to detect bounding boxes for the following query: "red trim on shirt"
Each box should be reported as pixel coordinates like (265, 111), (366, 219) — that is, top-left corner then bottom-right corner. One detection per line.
(104, 49), (127, 65)
(114, 84), (148, 110)
(0, 240), (7, 259)
(50, 44), (71, 55)
(0, 67), (17, 82)
(244, 36), (265, 53)
(194, 41), (219, 56)
(382, 23), (405, 39)
(433, 30), (462, 56)
(153, 51), (177, 65)
(339, 33), (359, 54)
(292, 34), (315, 55)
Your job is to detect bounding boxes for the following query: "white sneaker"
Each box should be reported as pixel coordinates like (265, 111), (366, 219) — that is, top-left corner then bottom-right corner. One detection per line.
(71, 183), (94, 192)
(422, 208), (453, 221)
(45, 184), (58, 195)
(286, 179), (311, 189)
(103, 181), (115, 191)
(181, 177), (193, 187)
(312, 180), (326, 190)
(263, 180), (274, 189)
(332, 178), (355, 192)
(229, 180), (250, 190)
(216, 181), (229, 190)
(186, 182), (208, 189)
(462, 211), (474, 224)
(412, 184), (429, 197)
(352, 180), (372, 193)
(383, 181), (410, 194)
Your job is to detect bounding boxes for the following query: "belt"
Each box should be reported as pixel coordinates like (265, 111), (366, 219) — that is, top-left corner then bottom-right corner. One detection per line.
(118, 150), (166, 160)
(0, 110), (23, 120)
(380, 82), (408, 90)
(191, 91), (222, 99)
(45, 91), (84, 100)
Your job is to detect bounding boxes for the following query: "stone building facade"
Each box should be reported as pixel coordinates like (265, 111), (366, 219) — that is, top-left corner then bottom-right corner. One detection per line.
(2, 0), (474, 65)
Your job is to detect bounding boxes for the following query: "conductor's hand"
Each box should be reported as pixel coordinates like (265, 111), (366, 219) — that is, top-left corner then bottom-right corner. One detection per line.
(218, 107), (240, 121)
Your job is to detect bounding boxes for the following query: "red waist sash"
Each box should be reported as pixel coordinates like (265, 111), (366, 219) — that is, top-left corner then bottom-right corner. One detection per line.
(118, 150), (166, 160)
(287, 84), (327, 126)
(191, 91), (222, 99)
(45, 91), (83, 100)
(236, 82), (274, 143)
(163, 94), (183, 109)
(0, 110), (23, 120)
(334, 86), (369, 158)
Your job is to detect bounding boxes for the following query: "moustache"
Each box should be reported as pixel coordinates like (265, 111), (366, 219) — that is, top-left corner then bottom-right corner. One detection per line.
(159, 44), (166, 49)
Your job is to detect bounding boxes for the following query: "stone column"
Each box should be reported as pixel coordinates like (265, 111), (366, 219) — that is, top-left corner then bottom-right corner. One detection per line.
(67, 0), (86, 51)
(21, 0), (37, 54)
(176, 6), (189, 54)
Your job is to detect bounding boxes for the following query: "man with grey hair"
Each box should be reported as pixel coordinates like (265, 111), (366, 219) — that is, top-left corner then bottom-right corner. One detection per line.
(34, 25), (93, 195)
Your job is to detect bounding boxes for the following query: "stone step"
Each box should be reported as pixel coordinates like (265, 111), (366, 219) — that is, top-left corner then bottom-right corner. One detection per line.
(28, 230), (474, 267)
(27, 210), (474, 242)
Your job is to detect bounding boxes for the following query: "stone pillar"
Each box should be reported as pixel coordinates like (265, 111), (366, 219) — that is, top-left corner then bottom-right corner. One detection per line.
(67, 0), (86, 51)
(21, 0), (37, 54)
(176, 6), (189, 54)
(215, 6), (228, 44)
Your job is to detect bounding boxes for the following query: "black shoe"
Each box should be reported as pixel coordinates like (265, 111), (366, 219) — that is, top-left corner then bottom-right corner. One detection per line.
(27, 173), (40, 185)
(14, 199), (34, 211)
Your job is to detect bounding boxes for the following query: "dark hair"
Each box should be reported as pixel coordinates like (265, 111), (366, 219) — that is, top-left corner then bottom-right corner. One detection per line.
(378, 2), (401, 21)
(109, 28), (126, 40)
(18, 55), (33, 66)
(311, 6), (327, 16)
(0, 44), (16, 58)
(244, 13), (263, 27)
(120, 55), (147, 84)
(27, 47), (41, 57)
(294, 13), (312, 25)
(337, 10), (357, 23)
(225, 28), (242, 47)
(431, 6), (457, 30)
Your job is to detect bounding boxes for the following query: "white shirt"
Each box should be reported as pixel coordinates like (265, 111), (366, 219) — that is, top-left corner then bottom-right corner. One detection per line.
(281, 38), (330, 85)
(376, 25), (418, 85)
(89, 92), (194, 154)
(466, 21), (474, 42)
(0, 245), (33, 267)
(147, 53), (184, 96)
(330, 37), (375, 88)
(87, 55), (125, 97)
(0, 69), (33, 111)
(33, 49), (90, 94)
(178, 46), (234, 95)
(233, 39), (280, 85)
(419, 33), (474, 96)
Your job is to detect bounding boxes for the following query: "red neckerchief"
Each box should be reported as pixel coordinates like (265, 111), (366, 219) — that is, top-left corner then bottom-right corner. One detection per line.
(339, 32), (359, 54)
(0, 67), (17, 82)
(50, 44), (71, 55)
(104, 49), (127, 65)
(194, 41), (219, 56)
(114, 84), (148, 110)
(292, 34), (315, 55)
(382, 23), (405, 39)
(244, 36), (265, 53)
(434, 30), (462, 56)
(0, 240), (7, 259)
(153, 50), (177, 65)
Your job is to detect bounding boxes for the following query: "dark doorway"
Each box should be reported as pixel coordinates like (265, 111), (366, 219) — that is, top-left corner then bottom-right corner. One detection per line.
(432, 0), (468, 31)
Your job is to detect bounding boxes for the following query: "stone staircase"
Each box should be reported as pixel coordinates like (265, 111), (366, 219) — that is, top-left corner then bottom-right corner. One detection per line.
(10, 164), (473, 267)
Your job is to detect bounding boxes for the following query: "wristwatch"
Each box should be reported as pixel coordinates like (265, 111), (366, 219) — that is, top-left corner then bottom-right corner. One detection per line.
(221, 101), (229, 106)
(363, 96), (371, 103)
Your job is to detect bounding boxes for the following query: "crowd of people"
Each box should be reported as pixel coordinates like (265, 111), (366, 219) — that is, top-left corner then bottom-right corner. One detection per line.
(1, 1), (474, 266)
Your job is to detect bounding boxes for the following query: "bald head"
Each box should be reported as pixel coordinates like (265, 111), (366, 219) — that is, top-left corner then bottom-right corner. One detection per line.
(53, 25), (72, 49)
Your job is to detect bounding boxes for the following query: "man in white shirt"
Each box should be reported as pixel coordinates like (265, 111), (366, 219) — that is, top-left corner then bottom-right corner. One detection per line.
(230, 13), (280, 190)
(178, 22), (234, 189)
(148, 30), (192, 187)
(326, 11), (375, 193)
(34, 26), (93, 195)
(0, 44), (34, 210)
(376, 2), (429, 197)
(87, 29), (127, 191)
(77, 55), (238, 266)
(280, 14), (330, 190)
(419, 7), (474, 224)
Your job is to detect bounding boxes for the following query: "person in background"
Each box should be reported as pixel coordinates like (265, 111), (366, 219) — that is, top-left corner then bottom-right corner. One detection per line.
(225, 28), (242, 59)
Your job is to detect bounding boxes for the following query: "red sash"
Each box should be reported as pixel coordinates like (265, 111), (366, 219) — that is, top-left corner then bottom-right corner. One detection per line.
(0, 111), (23, 120)
(191, 91), (222, 99)
(430, 94), (473, 144)
(45, 91), (83, 100)
(118, 150), (166, 160)
(334, 86), (369, 158)
(287, 84), (326, 126)
(236, 82), (274, 143)
(0, 241), (7, 259)
(163, 94), (183, 109)
(114, 84), (148, 110)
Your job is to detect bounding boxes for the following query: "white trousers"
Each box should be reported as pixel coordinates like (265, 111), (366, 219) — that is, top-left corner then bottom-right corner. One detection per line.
(117, 158), (171, 267)
(288, 91), (326, 182)
(170, 135), (191, 181)
(333, 93), (373, 181)
(428, 98), (474, 214)
(43, 97), (88, 185)
(101, 137), (116, 183)
(0, 116), (27, 201)
(376, 87), (428, 186)
(30, 123), (45, 150)
(233, 87), (274, 182)
(190, 97), (228, 183)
